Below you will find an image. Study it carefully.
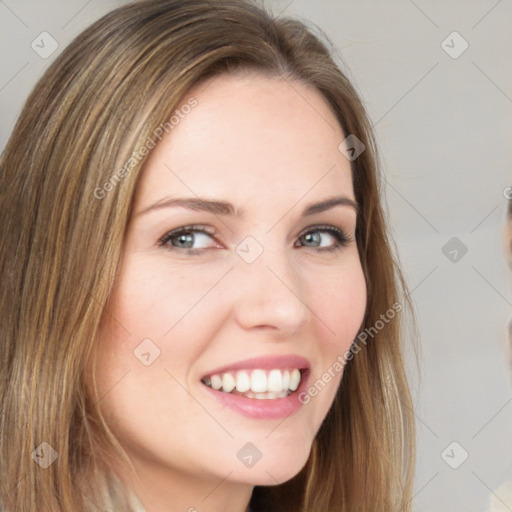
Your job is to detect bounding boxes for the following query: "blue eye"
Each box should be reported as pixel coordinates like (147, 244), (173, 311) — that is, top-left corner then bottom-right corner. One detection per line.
(296, 226), (352, 251)
(158, 224), (352, 255)
(158, 225), (217, 255)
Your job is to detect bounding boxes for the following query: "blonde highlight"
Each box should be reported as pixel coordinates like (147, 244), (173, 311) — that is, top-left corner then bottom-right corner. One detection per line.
(0, 1), (416, 510)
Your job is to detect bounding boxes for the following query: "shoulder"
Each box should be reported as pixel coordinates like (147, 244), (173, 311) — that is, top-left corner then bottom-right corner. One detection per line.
(487, 479), (512, 512)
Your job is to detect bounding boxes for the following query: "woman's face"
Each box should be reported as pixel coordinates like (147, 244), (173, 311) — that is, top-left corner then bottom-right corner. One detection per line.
(95, 72), (367, 499)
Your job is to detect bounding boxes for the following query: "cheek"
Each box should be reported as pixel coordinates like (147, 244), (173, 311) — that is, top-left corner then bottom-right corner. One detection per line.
(108, 257), (230, 340)
(96, 257), (235, 403)
(92, 263), (225, 454)
(313, 258), (367, 349)
(298, 258), (366, 412)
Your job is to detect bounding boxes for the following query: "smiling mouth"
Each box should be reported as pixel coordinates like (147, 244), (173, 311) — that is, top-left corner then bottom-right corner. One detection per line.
(201, 368), (306, 400)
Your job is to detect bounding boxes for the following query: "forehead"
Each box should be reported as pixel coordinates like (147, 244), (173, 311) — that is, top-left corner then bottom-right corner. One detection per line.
(134, 72), (355, 210)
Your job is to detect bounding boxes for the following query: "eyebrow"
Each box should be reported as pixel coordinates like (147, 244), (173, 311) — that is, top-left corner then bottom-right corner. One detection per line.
(137, 195), (360, 218)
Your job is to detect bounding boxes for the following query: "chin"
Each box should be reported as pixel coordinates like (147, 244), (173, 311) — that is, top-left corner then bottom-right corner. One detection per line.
(229, 443), (312, 486)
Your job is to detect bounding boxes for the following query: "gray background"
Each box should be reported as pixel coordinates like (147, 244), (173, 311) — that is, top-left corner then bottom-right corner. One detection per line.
(1, 1), (511, 510)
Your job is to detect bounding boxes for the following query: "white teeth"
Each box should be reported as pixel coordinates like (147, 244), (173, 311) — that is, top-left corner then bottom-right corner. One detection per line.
(244, 390), (288, 399)
(282, 370), (290, 390)
(235, 371), (250, 393)
(267, 369), (282, 392)
(203, 368), (303, 397)
(222, 373), (235, 393)
(210, 374), (222, 390)
(251, 369), (267, 393)
(289, 369), (301, 391)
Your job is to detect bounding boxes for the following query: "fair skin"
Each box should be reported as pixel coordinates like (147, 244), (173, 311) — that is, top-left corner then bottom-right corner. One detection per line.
(95, 72), (367, 512)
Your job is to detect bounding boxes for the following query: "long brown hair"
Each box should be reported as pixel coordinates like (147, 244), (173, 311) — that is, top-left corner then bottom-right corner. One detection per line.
(0, 1), (415, 510)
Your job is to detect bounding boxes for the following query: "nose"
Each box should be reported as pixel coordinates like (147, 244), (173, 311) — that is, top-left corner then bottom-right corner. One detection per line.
(229, 245), (310, 338)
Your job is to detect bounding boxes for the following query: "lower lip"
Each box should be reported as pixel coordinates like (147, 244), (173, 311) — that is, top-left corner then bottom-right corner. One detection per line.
(200, 371), (310, 420)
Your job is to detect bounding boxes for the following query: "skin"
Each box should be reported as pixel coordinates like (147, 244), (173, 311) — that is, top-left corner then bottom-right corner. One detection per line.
(95, 72), (367, 512)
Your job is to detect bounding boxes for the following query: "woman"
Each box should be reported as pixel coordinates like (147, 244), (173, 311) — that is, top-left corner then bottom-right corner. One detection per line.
(0, 1), (415, 511)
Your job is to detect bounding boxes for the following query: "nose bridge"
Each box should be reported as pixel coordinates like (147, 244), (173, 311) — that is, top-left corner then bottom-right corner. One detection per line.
(230, 235), (309, 334)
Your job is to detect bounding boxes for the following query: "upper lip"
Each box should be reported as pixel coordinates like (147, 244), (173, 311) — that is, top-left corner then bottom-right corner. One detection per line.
(202, 354), (311, 378)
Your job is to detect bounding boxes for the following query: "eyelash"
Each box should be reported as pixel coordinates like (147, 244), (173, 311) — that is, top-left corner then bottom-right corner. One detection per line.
(158, 224), (353, 255)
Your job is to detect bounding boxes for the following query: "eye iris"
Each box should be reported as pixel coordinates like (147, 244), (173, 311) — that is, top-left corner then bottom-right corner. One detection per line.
(174, 233), (194, 248)
(304, 232), (321, 246)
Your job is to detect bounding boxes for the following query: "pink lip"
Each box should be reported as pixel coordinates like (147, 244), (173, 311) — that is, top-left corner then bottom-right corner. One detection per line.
(201, 354), (311, 377)
(200, 369), (310, 419)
